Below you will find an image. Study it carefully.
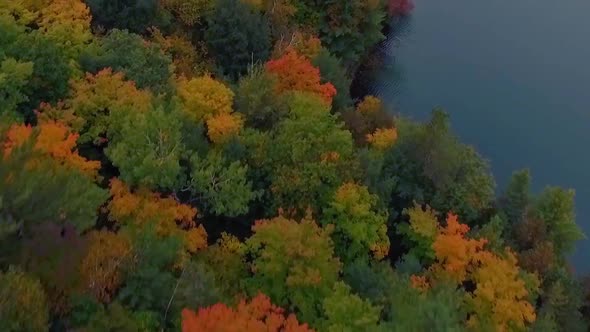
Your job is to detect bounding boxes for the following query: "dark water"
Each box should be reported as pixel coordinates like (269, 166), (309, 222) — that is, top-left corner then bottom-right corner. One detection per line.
(364, 0), (590, 272)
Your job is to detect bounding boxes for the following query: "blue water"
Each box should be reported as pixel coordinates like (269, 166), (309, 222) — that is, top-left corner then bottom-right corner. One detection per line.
(367, 0), (590, 272)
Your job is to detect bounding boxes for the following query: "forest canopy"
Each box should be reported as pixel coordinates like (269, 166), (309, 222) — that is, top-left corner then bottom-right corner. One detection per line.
(0, 0), (588, 331)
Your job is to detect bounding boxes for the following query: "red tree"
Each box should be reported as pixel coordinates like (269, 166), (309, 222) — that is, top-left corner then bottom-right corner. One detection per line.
(388, 0), (415, 17)
(182, 293), (313, 332)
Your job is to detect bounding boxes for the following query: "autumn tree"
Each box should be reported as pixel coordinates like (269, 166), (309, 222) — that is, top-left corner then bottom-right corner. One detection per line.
(81, 29), (172, 94)
(1, 126), (107, 233)
(150, 28), (212, 78)
(37, 0), (92, 57)
(266, 48), (336, 105)
(205, 0), (271, 79)
(181, 293), (313, 332)
(397, 203), (439, 263)
(341, 96), (394, 147)
(0, 267), (49, 332)
(66, 68), (152, 145)
(107, 178), (207, 256)
(387, 0), (415, 17)
(161, 0), (213, 26)
(245, 215), (341, 324)
(321, 183), (389, 262)
(80, 230), (132, 303)
(177, 75), (234, 122)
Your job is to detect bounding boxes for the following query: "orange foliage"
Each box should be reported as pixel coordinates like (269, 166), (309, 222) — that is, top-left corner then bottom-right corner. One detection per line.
(151, 28), (211, 78)
(410, 275), (430, 292)
(366, 128), (398, 151)
(79, 230), (132, 303)
(265, 48), (336, 105)
(206, 112), (244, 144)
(107, 179), (207, 255)
(431, 213), (487, 283)
(182, 293), (313, 332)
(37, 0), (92, 54)
(3, 122), (100, 178)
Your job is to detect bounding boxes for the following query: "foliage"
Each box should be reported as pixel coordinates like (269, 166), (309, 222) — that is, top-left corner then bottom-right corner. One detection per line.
(321, 183), (389, 262)
(205, 0), (271, 79)
(85, 0), (164, 33)
(245, 215), (341, 324)
(266, 48), (337, 105)
(234, 68), (288, 130)
(181, 293), (313, 331)
(397, 203), (438, 262)
(106, 106), (185, 190)
(37, 0), (92, 57)
(312, 50), (352, 111)
(81, 29), (172, 94)
(321, 282), (381, 332)
(0, 58), (33, 116)
(0, 266), (49, 332)
(161, 0), (213, 26)
(190, 151), (256, 217)
(177, 75), (234, 122)
(263, 93), (355, 214)
(79, 230), (132, 303)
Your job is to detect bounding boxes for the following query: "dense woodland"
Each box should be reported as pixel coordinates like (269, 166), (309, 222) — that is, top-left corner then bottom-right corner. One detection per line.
(0, 0), (588, 331)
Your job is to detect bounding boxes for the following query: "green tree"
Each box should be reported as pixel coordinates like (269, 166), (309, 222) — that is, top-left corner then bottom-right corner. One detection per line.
(263, 92), (356, 214)
(234, 68), (288, 130)
(189, 151), (256, 217)
(321, 183), (389, 262)
(501, 169), (531, 224)
(321, 281), (382, 332)
(0, 58), (33, 117)
(245, 215), (341, 324)
(312, 50), (352, 112)
(81, 29), (173, 95)
(205, 0), (271, 80)
(0, 267), (49, 332)
(534, 186), (585, 256)
(383, 109), (495, 223)
(85, 0), (166, 33)
(106, 105), (185, 191)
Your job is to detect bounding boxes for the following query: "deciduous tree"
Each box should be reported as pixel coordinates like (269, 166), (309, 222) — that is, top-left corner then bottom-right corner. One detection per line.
(0, 267), (49, 332)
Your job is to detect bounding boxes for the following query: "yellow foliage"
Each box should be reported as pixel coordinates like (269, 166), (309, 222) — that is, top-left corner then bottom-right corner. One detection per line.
(366, 128), (398, 151)
(356, 96), (382, 114)
(161, 0), (212, 26)
(37, 0), (92, 56)
(206, 112), (244, 144)
(150, 28), (211, 78)
(177, 75), (234, 122)
(467, 250), (537, 331)
(406, 204), (439, 239)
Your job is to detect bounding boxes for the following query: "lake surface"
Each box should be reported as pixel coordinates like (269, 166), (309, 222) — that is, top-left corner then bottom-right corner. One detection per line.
(363, 0), (590, 272)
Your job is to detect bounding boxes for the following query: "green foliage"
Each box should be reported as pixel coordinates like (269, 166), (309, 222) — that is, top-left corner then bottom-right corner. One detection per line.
(205, 0), (271, 80)
(85, 0), (166, 33)
(171, 261), (222, 314)
(312, 49), (352, 111)
(245, 216), (341, 324)
(321, 183), (389, 262)
(0, 19), (71, 120)
(234, 68), (288, 130)
(263, 92), (356, 214)
(534, 186), (585, 256)
(383, 109), (495, 223)
(0, 143), (108, 234)
(81, 29), (173, 94)
(470, 215), (506, 254)
(118, 225), (181, 319)
(501, 169), (531, 224)
(0, 266), (49, 332)
(190, 150), (256, 217)
(397, 203), (438, 263)
(321, 282), (382, 332)
(0, 58), (33, 116)
(70, 296), (159, 332)
(106, 105), (185, 191)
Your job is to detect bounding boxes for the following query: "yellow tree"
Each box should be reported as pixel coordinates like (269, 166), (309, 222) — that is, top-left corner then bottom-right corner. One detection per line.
(177, 75), (234, 122)
(37, 0), (92, 57)
(206, 112), (244, 144)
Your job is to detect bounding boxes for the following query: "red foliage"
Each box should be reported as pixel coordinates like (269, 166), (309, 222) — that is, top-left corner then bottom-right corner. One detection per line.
(182, 293), (313, 332)
(387, 0), (414, 17)
(265, 48), (336, 105)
